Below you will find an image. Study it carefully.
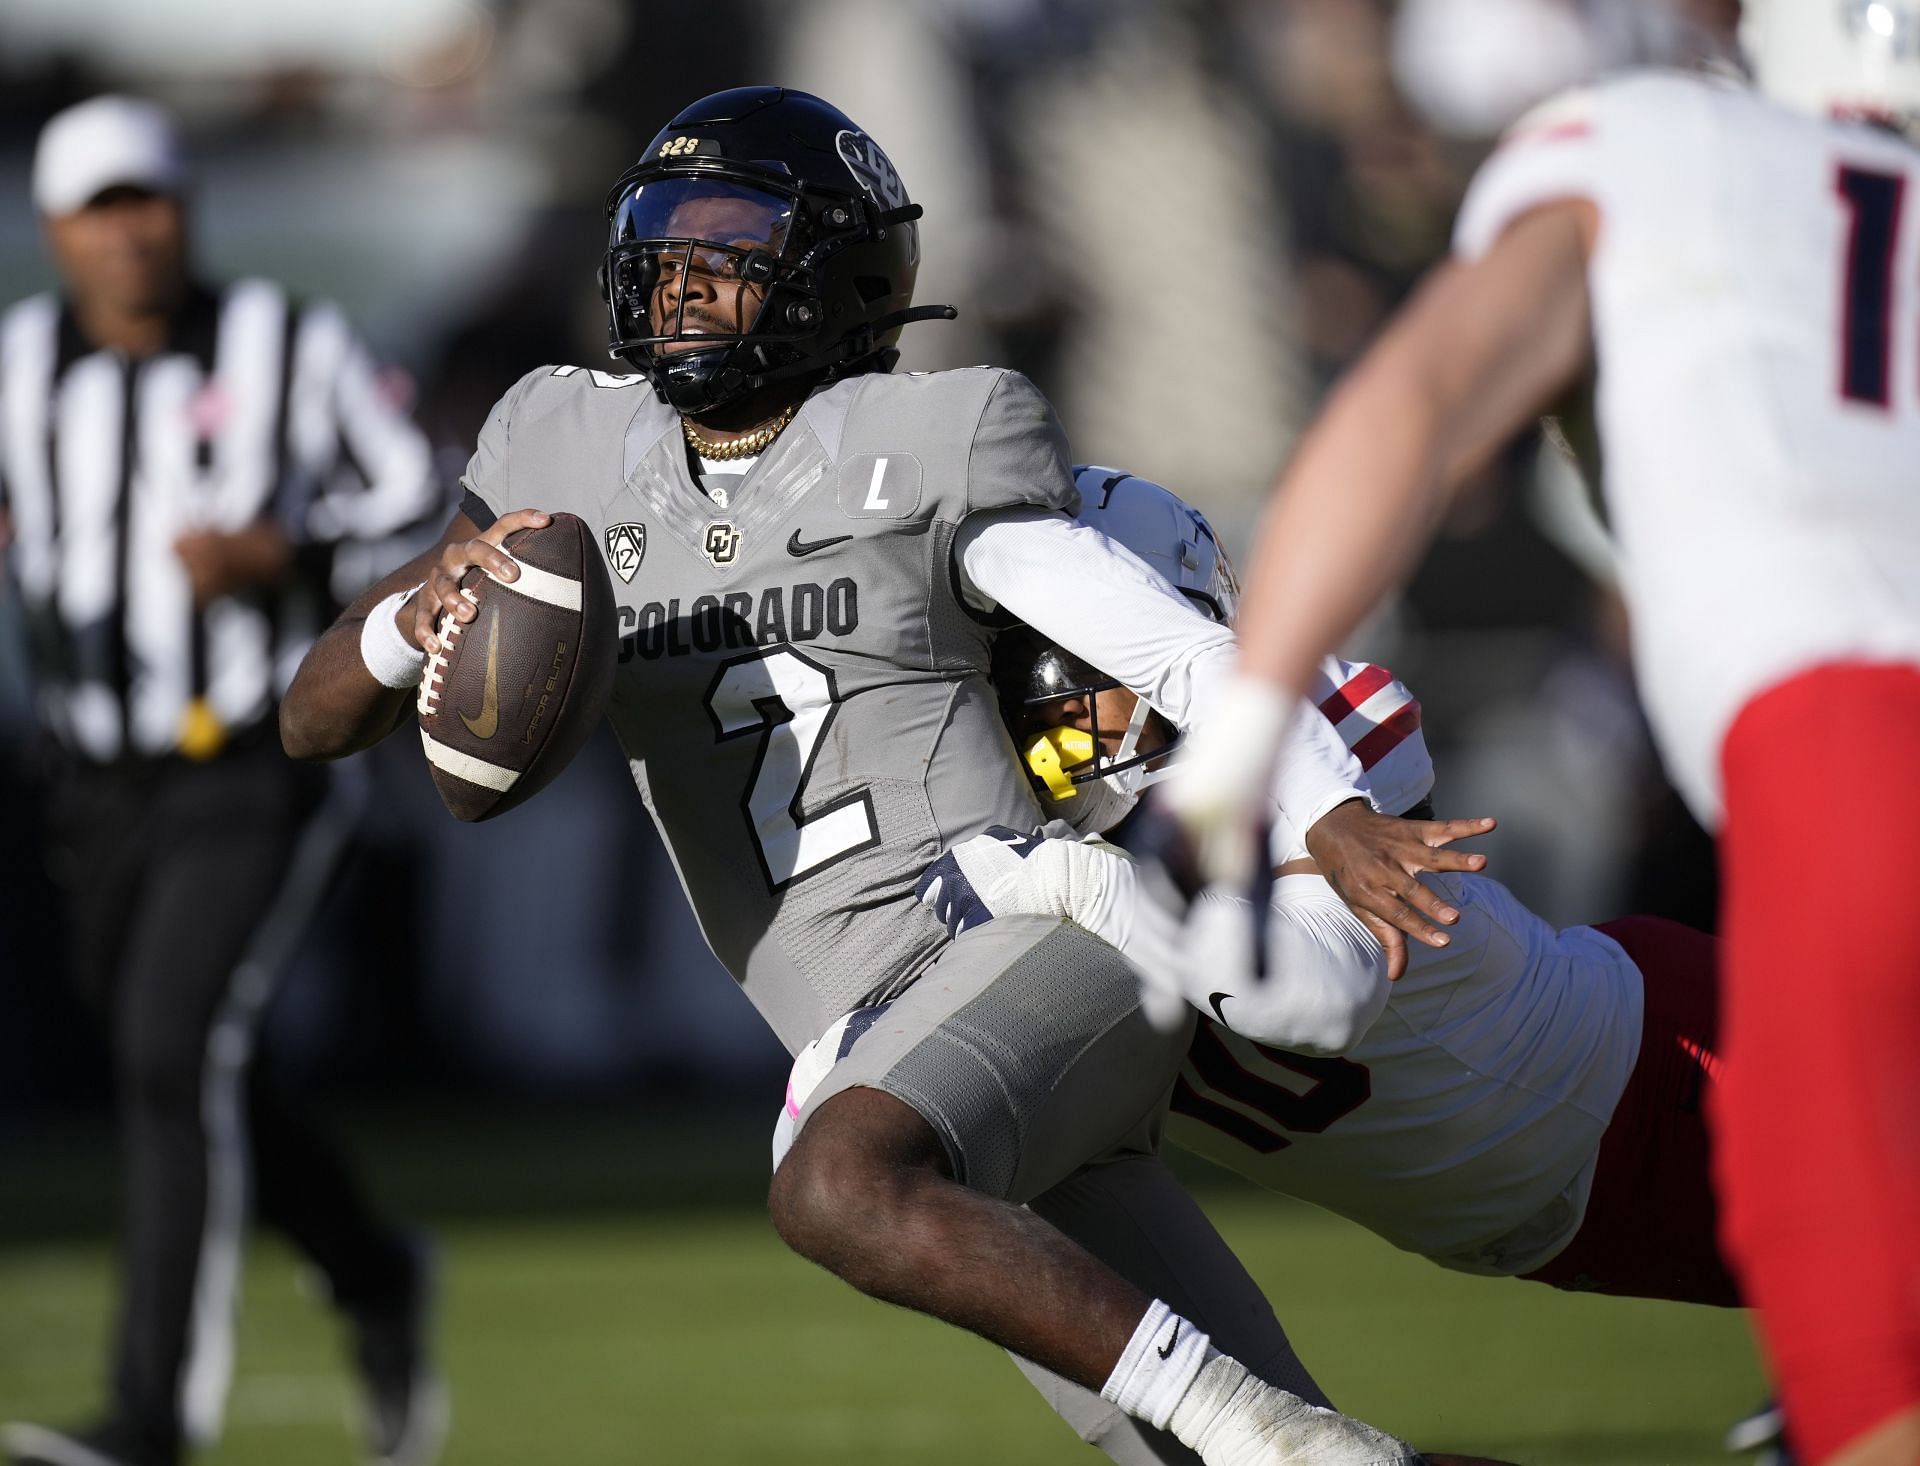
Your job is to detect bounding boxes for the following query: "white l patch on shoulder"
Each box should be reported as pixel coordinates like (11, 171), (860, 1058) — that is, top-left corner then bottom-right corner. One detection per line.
(838, 452), (923, 520)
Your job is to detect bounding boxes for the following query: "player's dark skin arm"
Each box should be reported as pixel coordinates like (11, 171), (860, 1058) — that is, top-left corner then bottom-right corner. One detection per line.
(1306, 799), (1496, 979)
(279, 508), (550, 760)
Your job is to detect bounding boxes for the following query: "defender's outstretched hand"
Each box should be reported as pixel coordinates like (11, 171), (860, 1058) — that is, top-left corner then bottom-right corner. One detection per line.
(1305, 800), (1496, 980)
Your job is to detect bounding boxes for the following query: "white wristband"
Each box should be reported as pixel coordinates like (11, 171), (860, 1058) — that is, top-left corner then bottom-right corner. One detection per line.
(359, 584), (428, 689)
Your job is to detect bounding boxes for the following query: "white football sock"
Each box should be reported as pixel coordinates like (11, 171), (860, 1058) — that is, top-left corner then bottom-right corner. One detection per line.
(1104, 1300), (1423, 1465)
(1100, 1299), (1216, 1429)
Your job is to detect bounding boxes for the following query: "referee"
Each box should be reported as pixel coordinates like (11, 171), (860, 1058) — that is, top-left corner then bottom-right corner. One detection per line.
(0, 98), (445, 1466)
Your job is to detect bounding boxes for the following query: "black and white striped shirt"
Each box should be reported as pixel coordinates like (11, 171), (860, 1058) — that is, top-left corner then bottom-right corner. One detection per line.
(0, 278), (439, 762)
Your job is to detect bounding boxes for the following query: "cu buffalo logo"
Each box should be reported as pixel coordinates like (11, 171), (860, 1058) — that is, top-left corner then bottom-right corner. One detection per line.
(703, 522), (741, 567)
(834, 129), (907, 211)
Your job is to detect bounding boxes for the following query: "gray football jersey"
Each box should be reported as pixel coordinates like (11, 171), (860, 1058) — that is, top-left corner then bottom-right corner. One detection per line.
(462, 364), (1080, 1052)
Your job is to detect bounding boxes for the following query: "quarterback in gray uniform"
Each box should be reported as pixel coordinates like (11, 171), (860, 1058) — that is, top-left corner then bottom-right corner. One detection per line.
(282, 87), (1497, 1465)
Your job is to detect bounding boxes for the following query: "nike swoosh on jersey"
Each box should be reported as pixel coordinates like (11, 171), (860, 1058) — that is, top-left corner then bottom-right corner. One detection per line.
(459, 606), (502, 740)
(787, 529), (852, 557)
(1207, 992), (1234, 1026)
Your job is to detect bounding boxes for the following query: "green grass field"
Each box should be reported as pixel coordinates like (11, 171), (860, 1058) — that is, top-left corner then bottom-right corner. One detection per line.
(0, 1104), (1764, 1465)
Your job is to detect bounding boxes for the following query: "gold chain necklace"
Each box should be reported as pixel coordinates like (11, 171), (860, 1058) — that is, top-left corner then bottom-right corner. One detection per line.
(682, 402), (799, 462)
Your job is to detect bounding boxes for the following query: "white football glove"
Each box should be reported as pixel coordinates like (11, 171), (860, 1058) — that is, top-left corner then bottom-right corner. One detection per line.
(1160, 673), (1299, 889)
(915, 825), (1200, 1033)
(915, 823), (1125, 941)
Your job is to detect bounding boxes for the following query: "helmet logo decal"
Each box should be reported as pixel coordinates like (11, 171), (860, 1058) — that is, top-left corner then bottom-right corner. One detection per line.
(658, 136), (702, 157)
(605, 522), (646, 583)
(834, 129), (907, 210)
(703, 521), (741, 566)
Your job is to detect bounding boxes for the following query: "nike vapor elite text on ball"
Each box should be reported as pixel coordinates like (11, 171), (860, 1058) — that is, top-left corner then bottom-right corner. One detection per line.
(416, 512), (618, 821)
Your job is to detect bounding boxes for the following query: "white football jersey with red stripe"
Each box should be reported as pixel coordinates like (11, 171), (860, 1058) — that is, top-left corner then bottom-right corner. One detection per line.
(1267, 655), (1430, 859)
(1456, 70), (1920, 827)
(1169, 872), (1643, 1276)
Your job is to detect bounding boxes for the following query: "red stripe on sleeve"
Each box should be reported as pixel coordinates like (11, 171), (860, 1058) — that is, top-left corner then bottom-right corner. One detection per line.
(1350, 701), (1422, 771)
(1317, 664), (1392, 724)
(1502, 119), (1593, 149)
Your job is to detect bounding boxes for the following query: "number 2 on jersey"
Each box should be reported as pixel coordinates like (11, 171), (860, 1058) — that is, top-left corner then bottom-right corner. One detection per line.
(706, 646), (880, 890)
(1836, 164), (1908, 406)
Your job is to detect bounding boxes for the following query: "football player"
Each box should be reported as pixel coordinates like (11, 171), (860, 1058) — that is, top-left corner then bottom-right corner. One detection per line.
(877, 470), (1733, 1314)
(280, 88), (1503, 1463)
(1162, 9), (1920, 1463)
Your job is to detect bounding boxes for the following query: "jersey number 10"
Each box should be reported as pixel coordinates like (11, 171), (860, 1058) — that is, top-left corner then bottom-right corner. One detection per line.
(1837, 163), (1910, 407)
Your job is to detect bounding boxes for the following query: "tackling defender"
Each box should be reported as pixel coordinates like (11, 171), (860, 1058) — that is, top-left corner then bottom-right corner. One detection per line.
(279, 87), (1504, 1463)
(873, 469), (1733, 1311)
(1165, 9), (1920, 1463)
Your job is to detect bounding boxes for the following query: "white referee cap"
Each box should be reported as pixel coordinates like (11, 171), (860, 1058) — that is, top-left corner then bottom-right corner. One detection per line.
(33, 95), (187, 217)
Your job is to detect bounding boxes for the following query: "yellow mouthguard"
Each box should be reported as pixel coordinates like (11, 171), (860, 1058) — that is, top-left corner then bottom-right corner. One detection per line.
(1023, 726), (1096, 800)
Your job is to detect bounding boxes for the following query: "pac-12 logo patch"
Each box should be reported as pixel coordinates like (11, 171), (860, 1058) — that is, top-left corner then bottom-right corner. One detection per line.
(834, 129), (907, 211)
(605, 522), (646, 583)
(703, 522), (741, 567)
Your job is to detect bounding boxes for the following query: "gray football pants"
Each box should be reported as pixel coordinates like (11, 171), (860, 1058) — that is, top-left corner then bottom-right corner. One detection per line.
(793, 915), (1330, 1462)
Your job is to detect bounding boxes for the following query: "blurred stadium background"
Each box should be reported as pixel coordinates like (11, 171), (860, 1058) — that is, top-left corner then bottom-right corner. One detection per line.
(0, 1), (1761, 1461)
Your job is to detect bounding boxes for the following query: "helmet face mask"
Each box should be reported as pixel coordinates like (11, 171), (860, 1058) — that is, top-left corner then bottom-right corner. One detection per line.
(992, 625), (1182, 833)
(602, 87), (945, 416)
(990, 468), (1240, 835)
(607, 176), (799, 349)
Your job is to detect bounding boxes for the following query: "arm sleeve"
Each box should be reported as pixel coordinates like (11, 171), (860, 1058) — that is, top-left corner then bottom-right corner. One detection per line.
(960, 508), (1370, 832)
(460, 487), (496, 530)
(1095, 858), (1389, 1055)
(1246, 875), (1392, 1053)
(1177, 876), (1390, 1055)
(1300, 655), (1433, 816)
(1454, 87), (1605, 262)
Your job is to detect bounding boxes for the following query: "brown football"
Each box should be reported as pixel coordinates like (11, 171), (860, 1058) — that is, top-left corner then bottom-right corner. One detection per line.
(415, 512), (617, 822)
